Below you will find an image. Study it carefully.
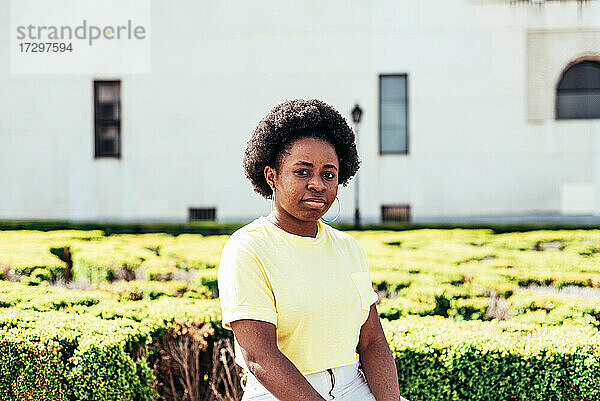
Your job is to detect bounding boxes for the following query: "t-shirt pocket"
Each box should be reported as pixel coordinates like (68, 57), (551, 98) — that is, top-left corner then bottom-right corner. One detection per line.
(349, 271), (372, 312)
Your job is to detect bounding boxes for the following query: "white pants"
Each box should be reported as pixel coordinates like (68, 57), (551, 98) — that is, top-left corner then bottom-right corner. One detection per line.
(240, 361), (407, 401)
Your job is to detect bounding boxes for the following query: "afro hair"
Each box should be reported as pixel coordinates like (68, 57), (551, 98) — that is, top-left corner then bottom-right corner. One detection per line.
(243, 99), (360, 199)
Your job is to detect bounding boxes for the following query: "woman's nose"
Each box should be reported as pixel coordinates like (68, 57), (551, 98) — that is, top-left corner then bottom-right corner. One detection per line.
(307, 176), (326, 192)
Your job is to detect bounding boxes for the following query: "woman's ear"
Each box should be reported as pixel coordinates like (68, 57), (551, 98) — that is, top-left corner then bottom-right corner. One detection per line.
(264, 165), (276, 191)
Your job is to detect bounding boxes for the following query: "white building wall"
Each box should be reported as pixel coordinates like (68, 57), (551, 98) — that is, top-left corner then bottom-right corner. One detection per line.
(0, 0), (599, 222)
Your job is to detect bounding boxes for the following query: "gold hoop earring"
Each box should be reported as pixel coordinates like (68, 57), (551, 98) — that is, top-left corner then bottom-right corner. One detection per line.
(320, 197), (341, 223)
(270, 187), (276, 215)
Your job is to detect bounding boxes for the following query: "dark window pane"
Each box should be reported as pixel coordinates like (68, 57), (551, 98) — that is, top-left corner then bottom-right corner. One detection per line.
(557, 91), (600, 119)
(98, 125), (119, 139)
(97, 84), (120, 102)
(381, 76), (406, 102)
(97, 103), (120, 120)
(94, 81), (121, 158)
(381, 103), (405, 127)
(99, 139), (116, 155)
(557, 61), (600, 90)
(380, 75), (408, 153)
(556, 61), (600, 120)
(381, 126), (406, 152)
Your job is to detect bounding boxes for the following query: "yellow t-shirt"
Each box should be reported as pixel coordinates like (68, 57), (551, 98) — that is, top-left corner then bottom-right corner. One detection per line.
(217, 216), (379, 374)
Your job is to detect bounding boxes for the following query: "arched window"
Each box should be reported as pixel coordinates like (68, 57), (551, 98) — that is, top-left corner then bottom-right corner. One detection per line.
(556, 60), (600, 119)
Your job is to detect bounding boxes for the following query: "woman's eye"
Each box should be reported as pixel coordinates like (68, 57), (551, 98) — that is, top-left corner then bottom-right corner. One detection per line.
(323, 172), (336, 180)
(294, 169), (309, 176)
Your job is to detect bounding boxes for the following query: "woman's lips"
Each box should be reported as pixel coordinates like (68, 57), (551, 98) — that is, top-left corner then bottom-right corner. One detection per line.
(303, 200), (327, 209)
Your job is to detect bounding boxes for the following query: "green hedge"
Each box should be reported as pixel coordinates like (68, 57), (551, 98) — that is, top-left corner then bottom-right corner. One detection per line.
(0, 282), (222, 401)
(376, 285), (600, 326)
(385, 317), (600, 401)
(1, 306), (600, 400)
(0, 220), (246, 236)
(0, 336), (68, 401)
(3, 219), (600, 235)
(2, 225), (600, 400)
(0, 311), (156, 401)
(6, 315), (596, 401)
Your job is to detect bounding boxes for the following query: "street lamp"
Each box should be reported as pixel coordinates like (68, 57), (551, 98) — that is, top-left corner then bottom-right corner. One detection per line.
(351, 104), (362, 228)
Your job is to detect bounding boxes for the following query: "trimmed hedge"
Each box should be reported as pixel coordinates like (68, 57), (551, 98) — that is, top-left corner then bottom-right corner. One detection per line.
(0, 220), (246, 236)
(2, 226), (600, 399)
(0, 336), (68, 401)
(385, 317), (600, 401)
(0, 282), (222, 401)
(4, 312), (597, 401)
(0, 311), (156, 401)
(3, 219), (600, 235)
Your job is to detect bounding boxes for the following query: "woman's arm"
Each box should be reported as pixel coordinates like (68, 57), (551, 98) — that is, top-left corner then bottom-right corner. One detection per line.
(231, 319), (327, 401)
(357, 304), (401, 401)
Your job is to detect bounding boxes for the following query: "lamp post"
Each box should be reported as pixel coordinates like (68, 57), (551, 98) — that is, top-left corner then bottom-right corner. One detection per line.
(351, 104), (363, 229)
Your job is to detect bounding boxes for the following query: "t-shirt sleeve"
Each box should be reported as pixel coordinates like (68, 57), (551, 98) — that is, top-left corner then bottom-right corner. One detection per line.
(358, 242), (379, 307)
(217, 236), (278, 331)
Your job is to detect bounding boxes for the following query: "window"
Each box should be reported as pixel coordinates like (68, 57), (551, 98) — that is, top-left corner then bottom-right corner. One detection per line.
(379, 74), (408, 154)
(94, 80), (121, 158)
(556, 60), (600, 120)
(189, 207), (217, 221)
(381, 205), (411, 223)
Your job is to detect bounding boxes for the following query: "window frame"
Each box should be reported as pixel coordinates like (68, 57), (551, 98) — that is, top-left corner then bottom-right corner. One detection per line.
(378, 73), (409, 155)
(555, 60), (600, 120)
(94, 80), (122, 159)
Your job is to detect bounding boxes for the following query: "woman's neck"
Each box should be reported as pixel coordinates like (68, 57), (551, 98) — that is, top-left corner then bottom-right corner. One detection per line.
(269, 211), (318, 238)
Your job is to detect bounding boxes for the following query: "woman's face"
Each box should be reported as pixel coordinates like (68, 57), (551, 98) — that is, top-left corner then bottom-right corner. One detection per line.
(264, 137), (339, 224)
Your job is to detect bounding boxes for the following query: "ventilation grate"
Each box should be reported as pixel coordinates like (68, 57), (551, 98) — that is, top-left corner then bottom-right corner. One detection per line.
(381, 205), (411, 223)
(189, 207), (216, 221)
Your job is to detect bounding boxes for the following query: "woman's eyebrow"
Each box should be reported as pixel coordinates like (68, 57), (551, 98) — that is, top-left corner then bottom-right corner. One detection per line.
(293, 161), (338, 170)
(293, 161), (313, 168)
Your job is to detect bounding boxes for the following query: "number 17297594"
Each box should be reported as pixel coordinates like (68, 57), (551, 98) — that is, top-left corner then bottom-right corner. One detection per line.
(19, 42), (73, 52)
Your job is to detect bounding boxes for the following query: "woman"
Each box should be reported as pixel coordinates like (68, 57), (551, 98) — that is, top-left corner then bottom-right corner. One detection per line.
(218, 99), (407, 401)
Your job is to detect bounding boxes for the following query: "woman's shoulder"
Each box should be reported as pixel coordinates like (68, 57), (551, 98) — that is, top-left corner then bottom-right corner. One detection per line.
(322, 222), (364, 251)
(223, 217), (271, 251)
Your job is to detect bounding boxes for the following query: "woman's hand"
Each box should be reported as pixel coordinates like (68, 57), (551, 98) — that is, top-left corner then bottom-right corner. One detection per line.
(231, 319), (327, 401)
(356, 304), (402, 401)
